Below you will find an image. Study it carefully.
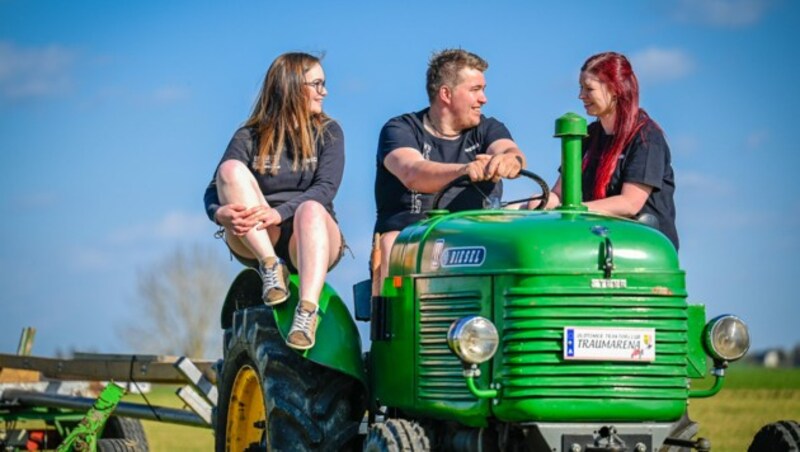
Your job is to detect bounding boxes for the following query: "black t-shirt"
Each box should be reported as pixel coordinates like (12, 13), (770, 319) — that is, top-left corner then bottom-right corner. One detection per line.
(374, 108), (512, 233)
(204, 121), (344, 223)
(582, 117), (679, 250)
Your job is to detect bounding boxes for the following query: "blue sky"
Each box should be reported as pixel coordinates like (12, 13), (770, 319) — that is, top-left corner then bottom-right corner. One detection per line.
(1, 0), (798, 357)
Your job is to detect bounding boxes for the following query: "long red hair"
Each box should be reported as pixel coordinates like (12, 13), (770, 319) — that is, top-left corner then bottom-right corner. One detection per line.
(581, 52), (648, 199)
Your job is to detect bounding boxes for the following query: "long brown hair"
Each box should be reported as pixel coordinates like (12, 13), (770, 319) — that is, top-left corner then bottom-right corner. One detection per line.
(245, 52), (330, 175)
(581, 52), (651, 199)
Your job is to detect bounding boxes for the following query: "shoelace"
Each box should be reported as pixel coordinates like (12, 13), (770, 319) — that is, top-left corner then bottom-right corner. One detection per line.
(262, 264), (282, 291)
(291, 308), (315, 335)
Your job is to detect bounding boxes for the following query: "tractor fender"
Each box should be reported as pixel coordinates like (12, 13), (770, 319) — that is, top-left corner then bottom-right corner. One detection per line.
(220, 269), (366, 386)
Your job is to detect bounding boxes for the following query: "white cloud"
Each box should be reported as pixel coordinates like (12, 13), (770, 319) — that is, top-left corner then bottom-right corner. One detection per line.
(671, 0), (772, 27)
(153, 211), (209, 239)
(630, 48), (694, 84)
(0, 41), (75, 99)
(745, 129), (769, 151)
(81, 84), (191, 108)
(340, 78), (367, 94)
(150, 85), (190, 104)
(679, 170), (733, 196)
(670, 134), (701, 156)
(109, 211), (211, 243)
(7, 192), (58, 209)
(681, 209), (759, 229)
(71, 247), (112, 271)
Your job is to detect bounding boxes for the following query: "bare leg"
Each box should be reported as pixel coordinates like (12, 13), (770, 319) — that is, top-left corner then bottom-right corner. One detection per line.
(288, 200), (342, 303)
(284, 200), (341, 350)
(377, 230), (400, 294)
(370, 233), (382, 296)
(215, 160), (279, 259)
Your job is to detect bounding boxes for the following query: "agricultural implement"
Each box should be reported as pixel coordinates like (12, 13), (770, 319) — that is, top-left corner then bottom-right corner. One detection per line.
(211, 113), (788, 451)
(0, 328), (216, 451)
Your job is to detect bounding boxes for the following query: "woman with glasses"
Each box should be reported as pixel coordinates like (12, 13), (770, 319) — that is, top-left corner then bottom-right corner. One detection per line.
(204, 52), (345, 350)
(533, 51), (679, 250)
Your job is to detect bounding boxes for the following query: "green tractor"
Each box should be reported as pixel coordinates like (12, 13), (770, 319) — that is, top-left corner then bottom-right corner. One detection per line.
(213, 113), (753, 451)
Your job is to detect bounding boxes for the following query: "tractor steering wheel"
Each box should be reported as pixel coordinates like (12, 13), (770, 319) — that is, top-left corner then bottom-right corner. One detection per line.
(430, 169), (550, 211)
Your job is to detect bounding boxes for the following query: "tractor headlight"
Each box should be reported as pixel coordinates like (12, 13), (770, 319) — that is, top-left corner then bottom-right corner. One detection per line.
(704, 315), (750, 362)
(447, 316), (499, 364)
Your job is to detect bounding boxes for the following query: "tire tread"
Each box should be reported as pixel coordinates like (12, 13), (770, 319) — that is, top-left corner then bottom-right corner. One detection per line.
(749, 420), (800, 452)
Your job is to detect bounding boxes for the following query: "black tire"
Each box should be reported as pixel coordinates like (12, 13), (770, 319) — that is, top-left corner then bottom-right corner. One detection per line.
(101, 417), (148, 451)
(97, 438), (145, 452)
(215, 305), (364, 451)
(363, 419), (430, 452)
(749, 420), (800, 452)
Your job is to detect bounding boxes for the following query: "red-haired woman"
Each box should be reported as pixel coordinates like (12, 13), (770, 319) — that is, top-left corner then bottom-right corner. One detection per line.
(203, 52), (345, 350)
(539, 52), (678, 249)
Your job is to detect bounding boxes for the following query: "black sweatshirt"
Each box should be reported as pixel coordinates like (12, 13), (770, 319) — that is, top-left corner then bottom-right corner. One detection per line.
(204, 121), (345, 223)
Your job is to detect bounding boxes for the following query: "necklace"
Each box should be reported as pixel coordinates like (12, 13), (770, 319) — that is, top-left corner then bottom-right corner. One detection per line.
(425, 113), (461, 138)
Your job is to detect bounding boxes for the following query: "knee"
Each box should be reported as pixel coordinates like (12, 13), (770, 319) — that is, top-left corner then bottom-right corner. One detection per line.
(294, 200), (326, 221)
(216, 160), (251, 185)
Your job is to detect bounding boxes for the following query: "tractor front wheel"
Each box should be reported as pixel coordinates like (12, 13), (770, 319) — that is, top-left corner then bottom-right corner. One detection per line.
(363, 419), (430, 452)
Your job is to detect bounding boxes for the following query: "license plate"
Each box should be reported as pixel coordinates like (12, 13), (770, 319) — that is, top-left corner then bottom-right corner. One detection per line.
(563, 327), (656, 362)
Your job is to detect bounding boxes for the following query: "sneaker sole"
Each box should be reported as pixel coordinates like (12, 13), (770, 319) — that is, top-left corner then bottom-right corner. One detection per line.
(286, 339), (315, 350)
(263, 292), (289, 306)
(261, 292), (289, 306)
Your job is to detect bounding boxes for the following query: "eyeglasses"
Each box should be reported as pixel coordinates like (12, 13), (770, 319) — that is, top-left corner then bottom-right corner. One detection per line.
(304, 79), (326, 94)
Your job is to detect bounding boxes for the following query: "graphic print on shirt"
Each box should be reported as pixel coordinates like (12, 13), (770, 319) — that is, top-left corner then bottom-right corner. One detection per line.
(410, 142), (432, 214)
(300, 156), (318, 170)
(260, 161), (281, 171)
(259, 156), (318, 173)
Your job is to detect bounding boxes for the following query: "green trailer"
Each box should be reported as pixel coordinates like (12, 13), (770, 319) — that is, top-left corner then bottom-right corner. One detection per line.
(0, 345), (215, 451)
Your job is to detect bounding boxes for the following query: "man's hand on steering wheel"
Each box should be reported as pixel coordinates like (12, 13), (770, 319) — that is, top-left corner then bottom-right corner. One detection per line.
(432, 168), (550, 211)
(463, 154), (492, 182)
(485, 152), (523, 182)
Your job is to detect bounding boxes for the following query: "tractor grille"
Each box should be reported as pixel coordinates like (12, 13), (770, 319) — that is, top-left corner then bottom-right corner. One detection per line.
(500, 286), (689, 401)
(413, 275), (689, 420)
(417, 288), (482, 401)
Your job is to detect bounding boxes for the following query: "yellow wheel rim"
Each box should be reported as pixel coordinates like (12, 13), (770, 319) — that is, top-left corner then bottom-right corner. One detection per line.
(226, 364), (266, 451)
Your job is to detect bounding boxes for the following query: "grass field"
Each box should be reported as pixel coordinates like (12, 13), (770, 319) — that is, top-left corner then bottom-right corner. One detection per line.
(136, 365), (799, 451)
(689, 365), (800, 451)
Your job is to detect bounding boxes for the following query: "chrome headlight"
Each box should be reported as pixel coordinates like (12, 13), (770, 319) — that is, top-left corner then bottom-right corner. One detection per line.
(704, 315), (750, 362)
(447, 316), (499, 364)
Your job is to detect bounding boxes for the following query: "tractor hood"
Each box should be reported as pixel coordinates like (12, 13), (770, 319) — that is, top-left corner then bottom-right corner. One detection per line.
(388, 208), (681, 277)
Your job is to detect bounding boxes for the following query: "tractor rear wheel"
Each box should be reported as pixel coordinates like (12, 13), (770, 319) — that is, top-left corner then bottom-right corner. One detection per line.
(215, 305), (363, 451)
(363, 419), (430, 452)
(748, 420), (800, 452)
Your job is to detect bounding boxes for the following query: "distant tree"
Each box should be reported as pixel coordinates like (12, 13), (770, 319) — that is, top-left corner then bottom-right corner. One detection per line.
(793, 343), (800, 367)
(121, 244), (230, 358)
